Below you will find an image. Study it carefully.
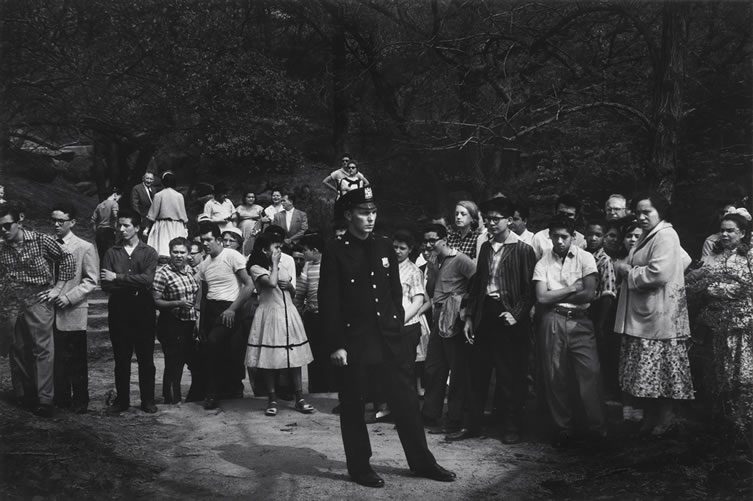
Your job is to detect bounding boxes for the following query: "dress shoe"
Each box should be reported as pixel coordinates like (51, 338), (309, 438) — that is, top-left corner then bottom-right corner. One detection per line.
(203, 397), (218, 410)
(413, 463), (456, 482)
(141, 402), (158, 414)
(445, 428), (479, 441)
(33, 403), (54, 418)
(350, 469), (385, 488)
(501, 430), (521, 444)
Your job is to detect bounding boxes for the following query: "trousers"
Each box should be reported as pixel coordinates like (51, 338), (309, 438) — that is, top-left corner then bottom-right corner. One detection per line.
(157, 312), (194, 403)
(53, 328), (88, 408)
(538, 308), (605, 433)
(466, 297), (530, 433)
(108, 293), (156, 405)
(337, 335), (436, 474)
(10, 298), (55, 405)
(421, 327), (468, 426)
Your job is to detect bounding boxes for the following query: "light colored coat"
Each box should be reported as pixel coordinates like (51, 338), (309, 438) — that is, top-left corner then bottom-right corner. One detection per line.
(55, 232), (99, 331)
(614, 221), (690, 340)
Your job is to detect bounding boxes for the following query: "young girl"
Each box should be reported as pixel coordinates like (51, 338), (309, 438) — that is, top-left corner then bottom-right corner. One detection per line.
(245, 232), (314, 416)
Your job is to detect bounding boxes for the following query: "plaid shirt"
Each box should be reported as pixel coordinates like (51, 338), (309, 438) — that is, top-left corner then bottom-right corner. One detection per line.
(0, 229), (75, 288)
(592, 247), (617, 299)
(153, 263), (199, 321)
(447, 228), (480, 260)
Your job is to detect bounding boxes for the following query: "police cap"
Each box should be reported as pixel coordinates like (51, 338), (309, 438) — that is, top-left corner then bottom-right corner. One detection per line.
(340, 187), (377, 211)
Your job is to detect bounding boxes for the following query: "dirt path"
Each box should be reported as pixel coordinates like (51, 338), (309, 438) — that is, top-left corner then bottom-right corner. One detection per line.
(1, 329), (750, 500)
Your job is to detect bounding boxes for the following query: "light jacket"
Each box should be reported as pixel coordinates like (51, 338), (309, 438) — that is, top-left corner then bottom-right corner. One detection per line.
(55, 232), (99, 331)
(614, 221), (690, 340)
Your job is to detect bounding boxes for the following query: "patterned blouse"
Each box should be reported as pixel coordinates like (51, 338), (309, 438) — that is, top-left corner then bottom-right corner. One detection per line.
(447, 228), (480, 260)
(152, 263), (199, 321)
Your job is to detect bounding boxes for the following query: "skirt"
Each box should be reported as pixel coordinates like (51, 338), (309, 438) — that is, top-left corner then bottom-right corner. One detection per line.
(147, 220), (187, 257)
(619, 336), (695, 400)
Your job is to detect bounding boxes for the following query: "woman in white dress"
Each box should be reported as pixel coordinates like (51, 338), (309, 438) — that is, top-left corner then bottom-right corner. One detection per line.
(245, 232), (314, 416)
(146, 171), (188, 258)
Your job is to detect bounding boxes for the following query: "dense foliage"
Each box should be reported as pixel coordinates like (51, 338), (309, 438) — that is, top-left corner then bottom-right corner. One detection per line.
(1, 0), (750, 249)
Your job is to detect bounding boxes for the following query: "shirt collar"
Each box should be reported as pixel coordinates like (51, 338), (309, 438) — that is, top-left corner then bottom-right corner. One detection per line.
(550, 244), (577, 260)
(61, 232), (75, 244)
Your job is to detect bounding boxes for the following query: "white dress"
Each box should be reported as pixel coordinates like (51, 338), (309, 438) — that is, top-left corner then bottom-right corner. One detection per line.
(245, 265), (313, 369)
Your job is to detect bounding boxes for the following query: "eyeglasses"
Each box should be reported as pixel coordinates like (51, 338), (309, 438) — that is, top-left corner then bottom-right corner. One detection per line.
(485, 216), (506, 224)
(1, 221), (15, 231)
(423, 237), (441, 244)
(51, 218), (71, 225)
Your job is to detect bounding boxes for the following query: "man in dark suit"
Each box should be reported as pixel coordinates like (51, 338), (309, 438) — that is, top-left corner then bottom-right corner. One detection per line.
(319, 187), (456, 488)
(272, 193), (308, 247)
(130, 172), (155, 220)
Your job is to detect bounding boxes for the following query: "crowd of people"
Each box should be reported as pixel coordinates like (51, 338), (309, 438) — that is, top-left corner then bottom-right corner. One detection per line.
(0, 156), (751, 486)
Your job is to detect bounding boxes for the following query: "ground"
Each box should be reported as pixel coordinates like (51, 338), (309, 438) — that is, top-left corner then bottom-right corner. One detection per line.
(1, 330), (750, 500)
(0, 173), (750, 499)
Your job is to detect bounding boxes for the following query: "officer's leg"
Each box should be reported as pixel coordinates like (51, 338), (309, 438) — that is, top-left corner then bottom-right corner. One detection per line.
(337, 362), (372, 475)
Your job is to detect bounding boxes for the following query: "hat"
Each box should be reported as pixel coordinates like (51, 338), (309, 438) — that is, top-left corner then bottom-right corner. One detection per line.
(222, 226), (243, 238)
(197, 214), (211, 223)
(339, 187), (376, 211)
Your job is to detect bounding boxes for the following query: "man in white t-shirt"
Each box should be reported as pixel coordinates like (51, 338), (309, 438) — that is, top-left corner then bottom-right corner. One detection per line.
(196, 222), (254, 410)
(531, 194), (586, 260)
(533, 215), (605, 448)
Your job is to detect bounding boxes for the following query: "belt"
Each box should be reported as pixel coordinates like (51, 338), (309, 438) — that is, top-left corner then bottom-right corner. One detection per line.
(156, 218), (186, 223)
(553, 306), (589, 319)
(111, 289), (147, 298)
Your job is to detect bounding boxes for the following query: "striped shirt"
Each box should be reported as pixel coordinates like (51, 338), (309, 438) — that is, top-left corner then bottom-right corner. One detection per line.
(294, 261), (320, 313)
(153, 263), (199, 321)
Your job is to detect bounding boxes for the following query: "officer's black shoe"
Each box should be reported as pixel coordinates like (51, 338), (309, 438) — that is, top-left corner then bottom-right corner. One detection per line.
(107, 400), (129, 413)
(203, 397), (218, 410)
(350, 468), (384, 488)
(412, 463), (456, 482)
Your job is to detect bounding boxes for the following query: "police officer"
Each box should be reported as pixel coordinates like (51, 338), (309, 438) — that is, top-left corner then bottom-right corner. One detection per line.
(319, 187), (456, 488)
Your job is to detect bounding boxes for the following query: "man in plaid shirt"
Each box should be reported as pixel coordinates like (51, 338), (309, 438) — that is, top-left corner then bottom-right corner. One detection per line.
(0, 204), (75, 417)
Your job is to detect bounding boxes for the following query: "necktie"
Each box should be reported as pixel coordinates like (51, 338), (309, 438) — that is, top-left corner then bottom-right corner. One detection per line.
(56, 238), (65, 244)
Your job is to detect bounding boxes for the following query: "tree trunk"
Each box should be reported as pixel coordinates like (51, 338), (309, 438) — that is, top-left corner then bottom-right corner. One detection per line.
(649, 1), (688, 202)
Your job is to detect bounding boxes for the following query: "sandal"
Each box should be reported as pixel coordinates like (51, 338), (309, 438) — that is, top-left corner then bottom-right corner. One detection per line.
(295, 398), (315, 414)
(265, 401), (278, 416)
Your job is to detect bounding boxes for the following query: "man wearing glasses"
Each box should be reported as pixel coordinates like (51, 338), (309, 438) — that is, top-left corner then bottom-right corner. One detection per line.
(50, 203), (99, 414)
(604, 194), (629, 221)
(420, 223), (476, 437)
(447, 198), (536, 443)
(0, 204), (75, 417)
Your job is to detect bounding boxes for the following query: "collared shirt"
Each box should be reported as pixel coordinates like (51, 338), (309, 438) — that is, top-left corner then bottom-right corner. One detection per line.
(264, 203), (284, 219)
(591, 247), (617, 299)
(431, 249), (476, 303)
(486, 231), (521, 296)
(398, 258), (425, 326)
(533, 245), (598, 310)
(447, 228), (481, 260)
(531, 228), (587, 260)
(294, 261), (320, 313)
(91, 199), (119, 229)
(0, 229), (75, 289)
(100, 241), (158, 294)
(204, 199), (235, 226)
(518, 229), (534, 247)
(153, 263), (198, 321)
(284, 208), (294, 231)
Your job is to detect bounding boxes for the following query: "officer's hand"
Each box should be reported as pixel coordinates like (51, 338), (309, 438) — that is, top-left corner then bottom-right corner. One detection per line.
(221, 309), (235, 328)
(463, 318), (474, 345)
(330, 349), (348, 367)
(499, 312), (517, 325)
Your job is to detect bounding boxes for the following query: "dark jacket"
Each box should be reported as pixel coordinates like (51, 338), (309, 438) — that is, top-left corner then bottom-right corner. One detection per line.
(319, 231), (405, 363)
(466, 238), (537, 330)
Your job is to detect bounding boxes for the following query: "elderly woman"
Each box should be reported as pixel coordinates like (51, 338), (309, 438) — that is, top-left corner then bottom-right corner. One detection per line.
(613, 193), (694, 436)
(687, 210), (753, 441)
(446, 200), (482, 260)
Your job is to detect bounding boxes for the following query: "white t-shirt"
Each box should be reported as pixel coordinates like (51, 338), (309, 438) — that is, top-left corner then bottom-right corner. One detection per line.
(280, 252), (297, 289)
(197, 248), (246, 302)
(533, 245), (598, 310)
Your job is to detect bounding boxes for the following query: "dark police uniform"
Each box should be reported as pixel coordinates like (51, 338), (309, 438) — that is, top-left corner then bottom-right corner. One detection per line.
(319, 190), (437, 477)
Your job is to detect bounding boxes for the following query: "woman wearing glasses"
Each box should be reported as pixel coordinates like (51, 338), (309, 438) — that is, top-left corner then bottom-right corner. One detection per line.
(322, 159), (370, 199)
